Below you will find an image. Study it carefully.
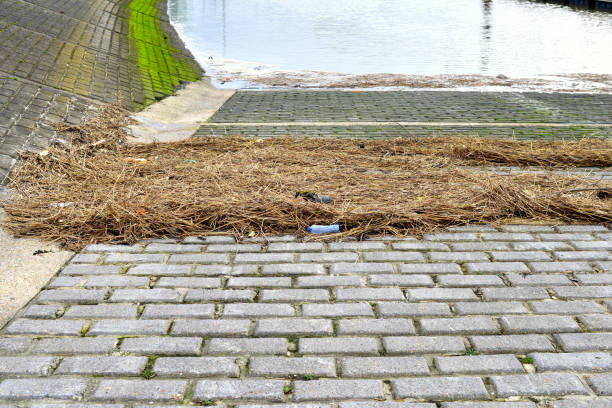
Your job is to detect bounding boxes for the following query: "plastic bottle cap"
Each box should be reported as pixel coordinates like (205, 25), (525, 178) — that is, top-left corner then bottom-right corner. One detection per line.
(306, 227), (312, 232)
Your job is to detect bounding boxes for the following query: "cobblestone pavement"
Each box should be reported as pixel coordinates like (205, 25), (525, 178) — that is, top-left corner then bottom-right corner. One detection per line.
(1, 225), (612, 406)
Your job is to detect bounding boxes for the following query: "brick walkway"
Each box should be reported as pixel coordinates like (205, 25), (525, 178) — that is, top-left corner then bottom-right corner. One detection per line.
(1, 225), (612, 406)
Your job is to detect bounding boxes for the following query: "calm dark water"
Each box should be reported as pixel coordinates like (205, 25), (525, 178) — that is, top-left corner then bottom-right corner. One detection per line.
(167, 0), (612, 77)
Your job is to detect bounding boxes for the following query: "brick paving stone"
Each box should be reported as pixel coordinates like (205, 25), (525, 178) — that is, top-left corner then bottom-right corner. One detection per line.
(330, 263), (394, 274)
(438, 275), (504, 287)
(144, 243), (202, 253)
(302, 303), (374, 317)
(368, 275), (434, 287)
(63, 304), (138, 318)
(454, 302), (528, 315)
(383, 336), (465, 354)
(406, 288), (477, 301)
(23, 304), (61, 318)
(83, 276), (150, 287)
(434, 354), (524, 374)
(55, 356), (147, 375)
(293, 379), (384, 401)
(263, 264), (326, 275)
(423, 233), (479, 241)
(451, 242), (511, 251)
(108, 289), (181, 303)
(92, 380), (187, 401)
(337, 319), (415, 335)
(88, 320), (170, 336)
(391, 242), (450, 251)
(297, 276), (362, 287)
(300, 253), (355, 263)
(335, 288), (404, 301)
(491, 251), (551, 262)
(490, 373), (588, 397)
(227, 277), (292, 288)
(299, 337), (379, 355)
(441, 403), (537, 408)
(84, 244), (143, 253)
(543, 401), (612, 408)
(585, 374), (612, 395)
(193, 380), (286, 401)
(575, 274), (612, 285)
(399, 263), (462, 274)
(0, 337), (32, 353)
(207, 338), (288, 355)
(530, 352), (612, 372)
(47, 277), (86, 288)
(342, 403), (436, 408)
(30, 337), (118, 354)
(577, 315), (612, 331)
(70, 253), (101, 263)
(207, 244), (262, 252)
(539, 233), (595, 241)
(104, 253), (165, 264)
(268, 243), (324, 252)
(511, 242), (572, 251)
(3, 319), (86, 335)
(469, 335), (555, 354)
(500, 315), (581, 334)
(260, 289), (330, 302)
(528, 300), (606, 314)
(0, 356), (59, 376)
(555, 333), (612, 352)
(428, 252), (489, 262)
(169, 254), (229, 264)
(329, 242), (387, 251)
(171, 320), (251, 336)
(254, 319), (333, 336)
(529, 262), (593, 273)
(127, 264), (192, 276)
(505, 274), (572, 286)
(502, 225), (555, 232)
(391, 377), (489, 400)
(596, 261), (612, 272)
(153, 357), (239, 377)
(341, 356), (429, 377)
(120, 337), (202, 355)
(377, 302), (452, 317)
(141, 304), (215, 319)
(571, 241), (612, 250)
(482, 233), (535, 241)
(249, 357), (336, 377)
(481, 287), (549, 301)
(155, 277), (220, 288)
(185, 289), (255, 302)
(363, 251), (425, 262)
(420, 317), (499, 335)
(196, 236), (236, 244)
(465, 262), (530, 274)
(552, 286), (612, 299)
(36, 289), (107, 304)
(555, 251), (611, 261)
(0, 378), (87, 400)
(223, 303), (295, 317)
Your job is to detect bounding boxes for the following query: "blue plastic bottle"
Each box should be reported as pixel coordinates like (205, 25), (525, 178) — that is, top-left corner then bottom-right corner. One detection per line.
(307, 224), (340, 234)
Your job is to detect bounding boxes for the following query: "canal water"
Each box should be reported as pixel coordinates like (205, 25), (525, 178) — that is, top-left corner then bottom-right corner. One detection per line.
(167, 0), (612, 88)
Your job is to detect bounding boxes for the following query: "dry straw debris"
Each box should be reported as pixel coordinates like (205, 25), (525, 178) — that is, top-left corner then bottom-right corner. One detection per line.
(1, 105), (611, 250)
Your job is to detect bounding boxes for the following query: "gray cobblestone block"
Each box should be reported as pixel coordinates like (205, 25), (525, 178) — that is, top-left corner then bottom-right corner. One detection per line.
(553, 286), (612, 299)
(121, 337), (202, 355)
(383, 336), (465, 355)
(127, 264), (192, 276)
(198, 236), (236, 244)
(228, 277), (292, 288)
(0, 378), (87, 400)
(71, 253), (101, 263)
(269, 243), (324, 252)
(30, 337), (118, 354)
(578, 315), (612, 331)
(84, 244), (143, 253)
(529, 262), (593, 273)
(529, 301), (606, 314)
(424, 232), (478, 241)
(155, 277), (220, 288)
(36, 289), (107, 304)
(235, 253), (294, 263)
(92, 380), (187, 401)
(89, 320), (170, 336)
(469, 335), (554, 354)
(109, 289), (181, 303)
(263, 264), (326, 275)
(254, 319), (333, 336)
(511, 241), (572, 251)
(596, 261), (612, 272)
(363, 251), (425, 262)
(539, 233), (595, 241)
(207, 338), (288, 355)
(4, 319), (86, 335)
(465, 262), (529, 274)
(154, 357), (239, 377)
(555, 251), (611, 261)
(168, 253), (229, 264)
(341, 403), (436, 408)
(571, 241), (612, 250)
(247, 235), (298, 243)
(331, 263), (394, 274)
(482, 287), (549, 301)
(0, 337), (32, 353)
(451, 242), (511, 251)
(454, 302), (528, 315)
(597, 233), (612, 240)
(144, 243), (202, 253)
(506, 273), (572, 286)
(530, 352), (612, 372)
(337, 318), (415, 335)
(300, 253), (359, 263)
(501, 315), (581, 334)
(171, 320), (250, 336)
(541, 400), (612, 408)
(329, 242), (387, 251)
(501, 225), (555, 232)
(84, 276), (150, 288)
(435, 354), (524, 374)
(482, 233), (535, 241)
(299, 337), (379, 355)
(558, 225), (609, 232)
(223, 303), (295, 317)
(31, 404), (127, 408)
(368, 275), (433, 287)
(193, 380), (285, 401)
(407, 288), (477, 301)
(23, 304), (61, 318)
(391, 242), (450, 251)
(555, 333), (612, 352)
(104, 253), (165, 264)
(141, 304), (215, 319)
(392, 376), (489, 400)
(185, 289), (255, 302)
(399, 263), (462, 274)
(575, 274), (612, 285)
(64, 304), (138, 318)
(585, 374), (612, 395)
(490, 373), (588, 397)
(302, 303), (374, 317)
(0, 356), (59, 376)
(377, 302), (451, 317)
(249, 357), (336, 377)
(335, 288), (404, 301)
(441, 403), (536, 408)
(428, 252), (489, 262)
(420, 317), (499, 335)
(207, 244), (262, 252)
(47, 277), (86, 288)
(341, 356), (429, 377)
(260, 289), (330, 302)
(438, 275), (504, 287)
(491, 251), (552, 262)
(55, 356), (147, 375)
(297, 276), (361, 287)
(294, 379), (384, 401)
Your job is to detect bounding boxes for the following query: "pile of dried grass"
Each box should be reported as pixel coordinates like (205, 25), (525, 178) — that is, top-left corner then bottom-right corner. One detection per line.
(2, 106), (611, 249)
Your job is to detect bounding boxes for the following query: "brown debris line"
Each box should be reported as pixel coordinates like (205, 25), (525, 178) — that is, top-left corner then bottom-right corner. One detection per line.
(2, 107), (612, 250)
